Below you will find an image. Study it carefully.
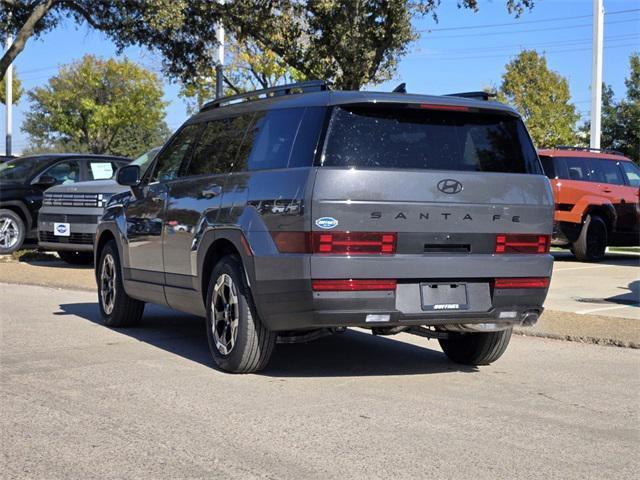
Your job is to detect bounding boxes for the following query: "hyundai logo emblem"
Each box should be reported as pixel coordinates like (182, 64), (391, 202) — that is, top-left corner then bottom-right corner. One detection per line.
(437, 179), (463, 194)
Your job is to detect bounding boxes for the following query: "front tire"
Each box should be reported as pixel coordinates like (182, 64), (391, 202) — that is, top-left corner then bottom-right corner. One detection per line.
(0, 209), (25, 255)
(439, 328), (512, 366)
(58, 250), (93, 265)
(97, 240), (144, 327)
(205, 255), (276, 373)
(572, 214), (607, 262)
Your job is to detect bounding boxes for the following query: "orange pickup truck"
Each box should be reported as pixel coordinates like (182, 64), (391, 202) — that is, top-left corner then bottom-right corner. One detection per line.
(538, 147), (639, 262)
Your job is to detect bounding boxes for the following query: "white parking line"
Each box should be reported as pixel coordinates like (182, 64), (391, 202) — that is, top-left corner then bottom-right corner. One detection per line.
(576, 305), (635, 315)
(553, 265), (616, 272)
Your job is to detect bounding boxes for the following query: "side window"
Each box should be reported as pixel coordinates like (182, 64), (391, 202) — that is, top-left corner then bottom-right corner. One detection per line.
(564, 157), (595, 182)
(539, 156), (556, 179)
(43, 160), (81, 185)
(151, 124), (201, 182)
(248, 108), (305, 171)
(87, 161), (116, 180)
(289, 107), (326, 168)
(186, 115), (252, 176)
(593, 159), (625, 185)
(620, 161), (640, 187)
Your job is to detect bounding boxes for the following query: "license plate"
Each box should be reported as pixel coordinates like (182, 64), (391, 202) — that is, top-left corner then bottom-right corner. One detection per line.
(54, 222), (71, 237)
(421, 283), (469, 311)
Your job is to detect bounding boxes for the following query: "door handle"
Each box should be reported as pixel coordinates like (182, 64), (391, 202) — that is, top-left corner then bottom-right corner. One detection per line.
(201, 185), (222, 198)
(602, 188), (612, 193)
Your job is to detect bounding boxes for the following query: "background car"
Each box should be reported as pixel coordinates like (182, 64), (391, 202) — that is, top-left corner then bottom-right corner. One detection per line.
(539, 147), (640, 262)
(0, 154), (130, 255)
(37, 148), (160, 264)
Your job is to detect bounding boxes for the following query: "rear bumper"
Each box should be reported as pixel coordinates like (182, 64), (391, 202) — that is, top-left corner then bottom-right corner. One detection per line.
(251, 253), (553, 331)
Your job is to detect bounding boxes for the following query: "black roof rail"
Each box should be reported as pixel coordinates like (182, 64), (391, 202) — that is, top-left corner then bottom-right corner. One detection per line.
(555, 145), (625, 156)
(200, 80), (331, 111)
(445, 91), (497, 101)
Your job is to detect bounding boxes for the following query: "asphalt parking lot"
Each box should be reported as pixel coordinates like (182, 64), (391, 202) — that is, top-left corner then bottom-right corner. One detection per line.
(1, 283), (638, 480)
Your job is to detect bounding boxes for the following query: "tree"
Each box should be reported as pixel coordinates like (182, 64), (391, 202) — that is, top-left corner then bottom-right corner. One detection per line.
(2, 1), (535, 89)
(498, 50), (578, 147)
(22, 55), (169, 157)
(0, 68), (23, 105)
(582, 53), (640, 163)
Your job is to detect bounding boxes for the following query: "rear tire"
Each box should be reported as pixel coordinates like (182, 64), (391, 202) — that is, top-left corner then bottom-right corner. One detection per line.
(439, 328), (512, 366)
(0, 208), (26, 255)
(58, 250), (93, 265)
(97, 240), (144, 327)
(205, 255), (276, 373)
(572, 214), (607, 262)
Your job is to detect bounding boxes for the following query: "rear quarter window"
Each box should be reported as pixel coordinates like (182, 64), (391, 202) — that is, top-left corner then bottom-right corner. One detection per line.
(322, 106), (541, 174)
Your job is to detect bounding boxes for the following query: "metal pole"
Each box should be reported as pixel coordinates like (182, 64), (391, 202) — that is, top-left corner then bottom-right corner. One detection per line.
(215, 0), (225, 99)
(5, 33), (13, 156)
(589, 0), (604, 149)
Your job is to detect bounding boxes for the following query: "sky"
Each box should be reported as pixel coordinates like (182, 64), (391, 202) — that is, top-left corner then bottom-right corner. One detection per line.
(2, 0), (639, 154)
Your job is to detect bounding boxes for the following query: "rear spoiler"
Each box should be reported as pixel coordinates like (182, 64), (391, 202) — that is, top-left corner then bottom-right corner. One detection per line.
(445, 91), (497, 101)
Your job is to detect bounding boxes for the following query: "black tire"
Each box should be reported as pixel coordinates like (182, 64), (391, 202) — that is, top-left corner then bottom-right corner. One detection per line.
(572, 214), (607, 262)
(205, 254), (276, 373)
(97, 240), (144, 327)
(439, 328), (512, 366)
(0, 208), (26, 255)
(58, 250), (94, 265)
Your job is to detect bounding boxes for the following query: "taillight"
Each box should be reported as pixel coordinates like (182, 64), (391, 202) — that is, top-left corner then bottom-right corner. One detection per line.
(312, 279), (397, 291)
(495, 234), (550, 254)
(420, 103), (470, 112)
(314, 232), (396, 255)
(495, 278), (550, 289)
(271, 231), (397, 255)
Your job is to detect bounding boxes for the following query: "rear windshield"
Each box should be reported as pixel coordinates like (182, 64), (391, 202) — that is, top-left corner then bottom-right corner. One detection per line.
(322, 106), (541, 174)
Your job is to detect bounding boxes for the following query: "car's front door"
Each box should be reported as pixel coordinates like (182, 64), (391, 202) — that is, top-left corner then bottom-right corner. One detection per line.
(124, 124), (202, 288)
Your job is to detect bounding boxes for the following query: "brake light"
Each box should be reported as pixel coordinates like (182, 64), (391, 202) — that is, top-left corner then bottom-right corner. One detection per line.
(312, 279), (397, 291)
(420, 103), (470, 112)
(495, 234), (550, 254)
(314, 232), (396, 255)
(495, 278), (550, 289)
(272, 231), (397, 254)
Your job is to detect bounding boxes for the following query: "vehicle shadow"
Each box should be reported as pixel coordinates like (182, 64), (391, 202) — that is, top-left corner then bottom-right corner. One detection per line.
(21, 259), (93, 269)
(56, 302), (476, 377)
(605, 280), (639, 308)
(552, 251), (640, 267)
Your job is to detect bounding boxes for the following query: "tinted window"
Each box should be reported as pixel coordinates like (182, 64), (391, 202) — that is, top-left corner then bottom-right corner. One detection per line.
(289, 107), (326, 168)
(151, 124), (201, 182)
(620, 161), (640, 187)
(87, 161), (117, 180)
(0, 156), (52, 182)
(539, 156), (556, 179)
(592, 159), (625, 185)
(322, 106), (540, 174)
(187, 115), (253, 176)
(44, 160), (81, 184)
(564, 157), (596, 182)
(248, 109), (304, 170)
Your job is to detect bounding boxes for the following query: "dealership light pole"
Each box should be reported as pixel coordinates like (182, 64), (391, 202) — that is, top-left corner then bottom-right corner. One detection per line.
(589, 0), (604, 150)
(215, 0), (225, 99)
(4, 32), (13, 156)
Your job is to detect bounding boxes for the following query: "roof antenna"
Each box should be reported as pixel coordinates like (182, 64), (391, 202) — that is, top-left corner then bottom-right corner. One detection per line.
(392, 83), (406, 94)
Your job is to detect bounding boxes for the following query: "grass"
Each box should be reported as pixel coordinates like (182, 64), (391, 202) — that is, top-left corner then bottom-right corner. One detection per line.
(609, 247), (640, 254)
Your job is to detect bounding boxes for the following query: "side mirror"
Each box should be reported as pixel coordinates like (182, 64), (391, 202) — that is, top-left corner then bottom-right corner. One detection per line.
(31, 175), (57, 188)
(116, 165), (141, 187)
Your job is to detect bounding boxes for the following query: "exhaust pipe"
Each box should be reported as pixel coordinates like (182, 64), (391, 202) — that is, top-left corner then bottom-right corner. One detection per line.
(520, 310), (540, 327)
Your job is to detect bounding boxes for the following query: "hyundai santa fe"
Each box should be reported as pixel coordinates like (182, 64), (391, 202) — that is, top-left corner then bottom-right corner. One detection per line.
(94, 81), (554, 373)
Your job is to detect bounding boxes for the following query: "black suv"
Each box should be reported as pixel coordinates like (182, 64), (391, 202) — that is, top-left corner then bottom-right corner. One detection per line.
(95, 82), (554, 373)
(0, 154), (129, 254)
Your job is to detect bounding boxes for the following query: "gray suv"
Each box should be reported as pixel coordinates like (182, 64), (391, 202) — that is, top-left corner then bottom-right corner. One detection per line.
(38, 149), (159, 264)
(95, 82), (554, 373)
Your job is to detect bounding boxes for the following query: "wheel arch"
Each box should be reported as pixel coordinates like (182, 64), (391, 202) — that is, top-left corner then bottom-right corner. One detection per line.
(583, 204), (615, 233)
(0, 201), (32, 231)
(95, 228), (117, 272)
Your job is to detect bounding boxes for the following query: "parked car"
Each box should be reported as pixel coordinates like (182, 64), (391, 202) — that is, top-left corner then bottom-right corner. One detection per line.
(1, 155), (17, 163)
(0, 154), (129, 255)
(37, 148), (160, 264)
(538, 147), (640, 262)
(95, 81), (554, 373)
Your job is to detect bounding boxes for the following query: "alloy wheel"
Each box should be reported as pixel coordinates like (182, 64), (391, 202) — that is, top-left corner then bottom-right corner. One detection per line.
(100, 254), (117, 315)
(0, 216), (20, 250)
(212, 273), (240, 355)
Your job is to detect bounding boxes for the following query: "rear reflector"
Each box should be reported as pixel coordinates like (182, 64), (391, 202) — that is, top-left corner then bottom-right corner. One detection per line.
(495, 278), (550, 289)
(495, 234), (550, 254)
(314, 232), (397, 255)
(312, 279), (397, 291)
